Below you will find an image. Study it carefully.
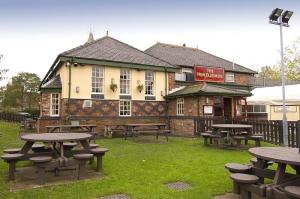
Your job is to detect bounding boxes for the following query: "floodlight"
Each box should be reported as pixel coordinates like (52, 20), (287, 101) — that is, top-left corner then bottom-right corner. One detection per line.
(282, 10), (293, 24)
(269, 8), (283, 22)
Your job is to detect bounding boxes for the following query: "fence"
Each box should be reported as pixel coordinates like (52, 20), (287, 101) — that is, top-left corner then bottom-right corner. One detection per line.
(0, 112), (26, 123)
(194, 116), (300, 147)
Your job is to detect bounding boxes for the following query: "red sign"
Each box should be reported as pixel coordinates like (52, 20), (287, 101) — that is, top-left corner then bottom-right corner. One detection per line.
(194, 66), (224, 82)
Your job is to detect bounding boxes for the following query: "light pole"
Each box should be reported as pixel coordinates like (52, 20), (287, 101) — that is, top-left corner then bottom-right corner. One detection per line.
(269, 8), (293, 146)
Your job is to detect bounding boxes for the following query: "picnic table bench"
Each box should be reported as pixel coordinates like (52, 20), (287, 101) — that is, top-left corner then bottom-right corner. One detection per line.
(123, 123), (172, 141)
(1, 133), (109, 184)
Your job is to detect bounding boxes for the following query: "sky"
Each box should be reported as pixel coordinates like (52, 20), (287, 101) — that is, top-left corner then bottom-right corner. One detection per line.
(0, 0), (299, 84)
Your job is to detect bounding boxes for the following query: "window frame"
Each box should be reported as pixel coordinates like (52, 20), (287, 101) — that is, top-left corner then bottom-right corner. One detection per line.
(145, 71), (155, 96)
(247, 105), (266, 113)
(225, 72), (235, 83)
(119, 100), (131, 116)
(50, 93), (60, 117)
(120, 69), (131, 95)
(91, 66), (104, 94)
(176, 98), (184, 116)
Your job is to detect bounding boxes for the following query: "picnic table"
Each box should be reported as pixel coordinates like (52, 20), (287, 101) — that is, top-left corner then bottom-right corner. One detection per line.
(21, 133), (92, 159)
(211, 124), (253, 146)
(249, 147), (300, 184)
(46, 124), (96, 133)
(124, 123), (170, 141)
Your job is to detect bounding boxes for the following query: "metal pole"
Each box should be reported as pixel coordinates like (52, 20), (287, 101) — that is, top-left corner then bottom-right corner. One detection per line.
(279, 16), (288, 146)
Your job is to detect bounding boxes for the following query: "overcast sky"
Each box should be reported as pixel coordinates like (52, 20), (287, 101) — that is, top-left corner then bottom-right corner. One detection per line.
(0, 0), (299, 84)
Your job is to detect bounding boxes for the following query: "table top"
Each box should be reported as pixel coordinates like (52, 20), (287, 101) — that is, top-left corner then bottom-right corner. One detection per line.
(21, 133), (92, 142)
(46, 124), (96, 128)
(249, 147), (300, 166)
(125, 123), (167, 127)
(211, 124), (253, 129)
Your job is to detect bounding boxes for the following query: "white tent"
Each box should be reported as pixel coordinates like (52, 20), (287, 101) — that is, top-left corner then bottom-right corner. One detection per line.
(247, 84), (300, 105)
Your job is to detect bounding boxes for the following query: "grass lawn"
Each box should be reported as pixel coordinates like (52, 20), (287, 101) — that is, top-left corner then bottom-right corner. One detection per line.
(0, 121), (272, 199)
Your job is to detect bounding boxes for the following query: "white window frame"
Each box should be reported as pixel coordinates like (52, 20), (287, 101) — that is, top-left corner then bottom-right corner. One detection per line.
(145, 71), (155, 96)
(120, 69), (131, 95)
(50, 93), (60, 117)
(225, 72), (235, 83)
(119, 100), (131, 116)
(247, 105), (266, 113)
(176, 98), (184, 116)
(91, 66), (104, 94)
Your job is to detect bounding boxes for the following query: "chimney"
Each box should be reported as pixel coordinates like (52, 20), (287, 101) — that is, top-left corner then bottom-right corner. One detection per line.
(183, 43), (186, 47)
(85, 32), (95, 44)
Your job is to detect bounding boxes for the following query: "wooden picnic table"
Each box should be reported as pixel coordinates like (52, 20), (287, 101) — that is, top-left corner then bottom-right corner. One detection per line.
(21, 133), (92, 159)
(46, 124), (96, 133)
(124, 123), (169, 140)
(211, 123), (253, 146)
(249, 147), (300, 185)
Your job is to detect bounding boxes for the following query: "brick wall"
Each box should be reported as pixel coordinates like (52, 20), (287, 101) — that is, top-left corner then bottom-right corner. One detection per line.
(168, 72), (176, 91)
(40, 93), (51, 116)
(169, 118), (195, 136)
(235, 73), (254, 86)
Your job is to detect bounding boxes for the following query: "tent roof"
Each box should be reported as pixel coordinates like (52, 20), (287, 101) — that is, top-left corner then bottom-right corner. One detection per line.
(247, 84), (300, 105)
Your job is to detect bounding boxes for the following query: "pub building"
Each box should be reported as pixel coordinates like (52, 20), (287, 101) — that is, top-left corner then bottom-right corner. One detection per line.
(38, 34), (256, 136)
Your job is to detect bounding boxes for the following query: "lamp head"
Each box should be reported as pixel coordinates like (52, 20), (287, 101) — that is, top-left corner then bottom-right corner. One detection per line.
(269, 8), (283, 22)
(282, 10), (293, 24)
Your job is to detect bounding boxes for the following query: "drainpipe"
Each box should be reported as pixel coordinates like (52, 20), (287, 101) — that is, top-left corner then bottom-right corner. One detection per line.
(164, 67), (170, 128)
(67, 58), (72, 123)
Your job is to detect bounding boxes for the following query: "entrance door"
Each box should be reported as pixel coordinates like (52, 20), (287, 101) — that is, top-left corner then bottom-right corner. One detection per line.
(223, 98), (232, 121)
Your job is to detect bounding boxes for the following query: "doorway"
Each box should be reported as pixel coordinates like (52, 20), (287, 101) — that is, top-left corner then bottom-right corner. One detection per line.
(224, 98), (232, 121)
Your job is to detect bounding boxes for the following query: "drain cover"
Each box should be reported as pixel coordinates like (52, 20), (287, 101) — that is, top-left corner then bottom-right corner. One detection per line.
(166, 182), (192, 190)
(99, 194), (131, 199)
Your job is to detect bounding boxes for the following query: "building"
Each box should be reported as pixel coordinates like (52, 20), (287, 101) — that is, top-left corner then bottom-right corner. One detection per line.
(38, 35), (257, 136)
(38, 35), (177, 133)
(247, 84), (300, 121)
(145, 43), (256, 134)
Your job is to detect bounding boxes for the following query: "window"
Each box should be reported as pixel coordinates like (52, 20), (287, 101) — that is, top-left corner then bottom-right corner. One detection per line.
(225, 72), (235, 82)
(119, 100), (131, 116)
(177, 98), (184, 115)
(92, 66), (104, 93)
(175, 68), (194, 82)
(50, 93), (60, 116)
(120, 69), (130, 95)
(247, 105), (266, 113)
(145, 71), (155, 95)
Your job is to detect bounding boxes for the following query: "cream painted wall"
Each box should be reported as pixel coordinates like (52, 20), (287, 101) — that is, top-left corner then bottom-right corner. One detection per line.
(55, 64), (167, 101)
(268, 105), (300, 121)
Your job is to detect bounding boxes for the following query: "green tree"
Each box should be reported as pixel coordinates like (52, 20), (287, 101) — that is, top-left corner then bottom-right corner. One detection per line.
(0, 55), (8, 81)
(2, 72), (41, 111)
(259, 37), (300, 80)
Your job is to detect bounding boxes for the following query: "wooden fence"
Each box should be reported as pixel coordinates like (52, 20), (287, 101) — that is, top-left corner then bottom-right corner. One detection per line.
(0, 112), (26, 123)
(195, 117), (300, 147)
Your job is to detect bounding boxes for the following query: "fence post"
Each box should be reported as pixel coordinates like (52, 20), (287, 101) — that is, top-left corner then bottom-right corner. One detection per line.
(297, 120), (300, 152)
(278, 120), (284, 145)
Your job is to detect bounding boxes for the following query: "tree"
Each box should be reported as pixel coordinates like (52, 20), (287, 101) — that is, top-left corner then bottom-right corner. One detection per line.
(259, 37), (300, 80)
(2, 72), (41, 112)
(0, 55), (8, 81)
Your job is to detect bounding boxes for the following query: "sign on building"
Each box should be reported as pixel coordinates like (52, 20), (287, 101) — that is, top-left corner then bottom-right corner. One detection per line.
(194, 66), (224, 82)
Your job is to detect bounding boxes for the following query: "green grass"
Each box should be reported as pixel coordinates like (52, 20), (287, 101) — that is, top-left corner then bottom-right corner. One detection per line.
(0, 121), (273, 199)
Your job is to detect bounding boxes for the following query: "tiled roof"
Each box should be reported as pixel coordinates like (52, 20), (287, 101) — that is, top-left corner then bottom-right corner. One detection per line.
(145, 43), (256, 74)
(60, 36), (176, 68)
(167, 82), (251, 98)
(41, 75), (61, 89)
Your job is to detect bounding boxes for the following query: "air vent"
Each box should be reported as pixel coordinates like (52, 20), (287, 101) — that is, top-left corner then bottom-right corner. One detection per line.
(83, 100), (92, 108)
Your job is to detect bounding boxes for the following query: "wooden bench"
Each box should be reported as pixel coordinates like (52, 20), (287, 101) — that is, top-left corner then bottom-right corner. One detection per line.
(90, 148), (109, 172)
(3, 148), (21, 154)
(225, 163), (252, 173)
(230, 173), (260, 199)
(210, 134), (222, 145)
(201, 133), (212, 145)
(1, 153), (24, 180)
(233, 136), (247, 146)
(249, 135), (263, 147)
(250, 157), (273, 168)
(29, 156), (52, 185)
(74, 154), (93, 179)
(31, 143), (46, 153)
(63, 142), (77, 151)
(89, 143), (99, 149)
(284, 186), (300, 198)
